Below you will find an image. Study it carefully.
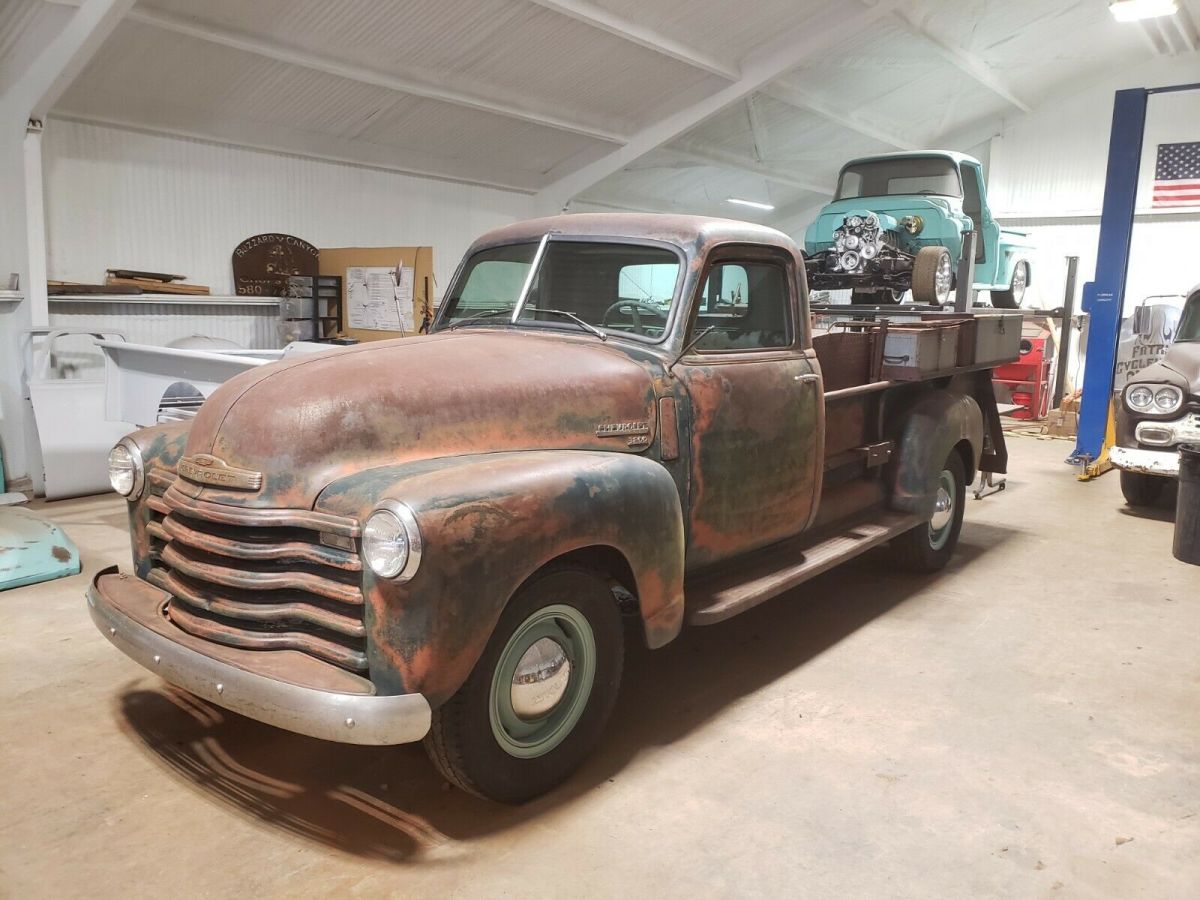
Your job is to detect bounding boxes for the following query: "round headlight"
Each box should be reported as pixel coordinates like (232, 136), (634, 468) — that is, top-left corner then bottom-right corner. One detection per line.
(1153, 386), (1182, 413)
(107, 440), (144, 498)
(362, 502), (422, 581)
(1126, 385), (1154, 412)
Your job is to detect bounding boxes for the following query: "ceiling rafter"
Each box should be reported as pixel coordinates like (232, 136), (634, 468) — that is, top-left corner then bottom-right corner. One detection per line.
(744, 95), (769, 162)
(763, 81), (919, 150)
(889, 6), (1032, 112)
(44, 0), (628, 144)
(667, 143), (830, 195)
(534, 0), (902, 212)
(524, 0), (739, 80)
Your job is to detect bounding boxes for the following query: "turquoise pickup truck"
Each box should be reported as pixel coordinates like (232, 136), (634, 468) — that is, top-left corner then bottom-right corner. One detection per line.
(803, 151), (1034, 307)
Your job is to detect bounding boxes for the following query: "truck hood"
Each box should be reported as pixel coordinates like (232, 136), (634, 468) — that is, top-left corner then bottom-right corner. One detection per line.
(1160, 344), (1200, 394)
(177, 330), (660, 510)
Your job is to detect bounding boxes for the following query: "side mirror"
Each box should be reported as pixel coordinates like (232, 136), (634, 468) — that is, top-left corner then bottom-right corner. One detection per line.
(1131, 306), (1152, 337)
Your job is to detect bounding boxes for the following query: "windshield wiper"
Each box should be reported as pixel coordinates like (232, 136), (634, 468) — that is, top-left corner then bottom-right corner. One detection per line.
(522, 307), (607, 340)
(446, 308), (513, 330)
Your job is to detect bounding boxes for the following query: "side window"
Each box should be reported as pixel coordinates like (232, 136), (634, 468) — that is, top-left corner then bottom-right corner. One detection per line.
(694, 261), (791, 352)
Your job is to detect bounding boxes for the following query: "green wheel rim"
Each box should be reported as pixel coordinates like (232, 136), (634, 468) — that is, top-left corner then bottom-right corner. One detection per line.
(488, 603), (596, 759)
(928, 468), (956, 550)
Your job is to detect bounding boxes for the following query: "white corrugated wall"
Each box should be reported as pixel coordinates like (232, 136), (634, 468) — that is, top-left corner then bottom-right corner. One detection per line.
(41, 119), (534, 300)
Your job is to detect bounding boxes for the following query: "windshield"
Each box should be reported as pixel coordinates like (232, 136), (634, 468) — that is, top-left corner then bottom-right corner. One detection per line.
(438, 240), (682, 340)
(836, 156), (963, 200)
(1178, 293), (1200, 342)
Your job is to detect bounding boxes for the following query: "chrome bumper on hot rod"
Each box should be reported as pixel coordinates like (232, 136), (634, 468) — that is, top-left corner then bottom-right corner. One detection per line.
(87, 566), (431, 745)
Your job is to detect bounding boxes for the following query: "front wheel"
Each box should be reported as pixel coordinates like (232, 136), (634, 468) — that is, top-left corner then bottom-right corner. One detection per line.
(911, 247), (954, 305)
(423, 565), (623, 803)
(1120, 470), (1166, 507)
(891, 451), (967, 572)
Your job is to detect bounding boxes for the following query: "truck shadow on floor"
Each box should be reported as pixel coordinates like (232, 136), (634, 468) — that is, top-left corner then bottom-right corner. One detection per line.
(116, 521), (1017, 863)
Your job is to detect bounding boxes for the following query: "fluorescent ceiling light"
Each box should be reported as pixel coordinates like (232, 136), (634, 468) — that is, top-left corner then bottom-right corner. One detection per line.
(1109, 0), (1178, 22)
(727, 197), (775, 211)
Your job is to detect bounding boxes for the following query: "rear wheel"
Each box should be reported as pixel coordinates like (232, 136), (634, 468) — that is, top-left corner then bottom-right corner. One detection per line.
(891, 451), (966, 572)
(423, 565), (623, 803)
(911, 247), (953, 305)
(992, 261), (1028, 309)
(1120, 470), (1165, 507)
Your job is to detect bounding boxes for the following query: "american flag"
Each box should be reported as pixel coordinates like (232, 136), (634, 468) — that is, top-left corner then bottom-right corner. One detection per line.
(1153, 141), (1200, 208)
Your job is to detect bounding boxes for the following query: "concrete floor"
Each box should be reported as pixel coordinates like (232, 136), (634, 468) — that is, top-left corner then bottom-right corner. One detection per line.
(1, 434), (1197, 899)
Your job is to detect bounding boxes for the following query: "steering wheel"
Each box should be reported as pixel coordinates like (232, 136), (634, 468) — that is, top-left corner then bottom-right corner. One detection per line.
(601, 300), (667, 335)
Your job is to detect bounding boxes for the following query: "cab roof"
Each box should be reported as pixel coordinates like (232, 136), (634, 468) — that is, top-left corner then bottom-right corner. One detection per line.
(469, 213), (800, 261)
(840, 150), (982, 170)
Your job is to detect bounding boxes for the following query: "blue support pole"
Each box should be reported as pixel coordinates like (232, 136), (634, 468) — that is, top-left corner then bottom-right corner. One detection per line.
(1071, 88), (1148, 466)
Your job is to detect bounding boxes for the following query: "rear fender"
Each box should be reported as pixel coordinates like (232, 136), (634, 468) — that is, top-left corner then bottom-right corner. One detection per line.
(316, 451), (686, 706)
(886, 389), (983, 518)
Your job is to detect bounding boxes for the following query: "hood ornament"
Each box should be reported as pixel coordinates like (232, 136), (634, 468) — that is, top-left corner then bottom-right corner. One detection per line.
(177, 454), (263, 490)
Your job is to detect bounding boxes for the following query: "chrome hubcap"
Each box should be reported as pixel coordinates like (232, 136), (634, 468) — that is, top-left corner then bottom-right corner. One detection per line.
(1012, 264), (1027, 302)
(935, 254), (953, 302)
(489, 604), (596, 759)
(928, 469), (956, 549)
(511, 637), (571, 719)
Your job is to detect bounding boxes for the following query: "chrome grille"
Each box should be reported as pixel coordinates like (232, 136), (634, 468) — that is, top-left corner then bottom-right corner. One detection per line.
(148, 479), (367, 673)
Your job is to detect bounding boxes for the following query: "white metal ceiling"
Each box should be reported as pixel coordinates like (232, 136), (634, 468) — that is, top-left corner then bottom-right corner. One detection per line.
(6, 0), (1198, 222)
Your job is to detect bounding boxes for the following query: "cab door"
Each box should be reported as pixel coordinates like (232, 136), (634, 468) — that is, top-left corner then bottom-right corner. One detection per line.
(962, 162), (1001, 285)
(673, 249), (822, 569)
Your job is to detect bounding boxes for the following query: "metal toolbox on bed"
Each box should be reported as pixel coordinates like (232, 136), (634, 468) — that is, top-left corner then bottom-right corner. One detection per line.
(881, 323), (960, 381)
(971, 313), (1022, 366)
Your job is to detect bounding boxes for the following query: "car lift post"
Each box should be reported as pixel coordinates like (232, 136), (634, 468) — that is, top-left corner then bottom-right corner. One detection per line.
(954, 231), (977, 313)
(1071, 82), (1200, 479)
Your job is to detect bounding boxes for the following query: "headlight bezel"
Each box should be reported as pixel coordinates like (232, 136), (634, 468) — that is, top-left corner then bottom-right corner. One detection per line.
(362, 500), (423, 582)
(1125, 382), (1184, 416)
(107, 438), (145, 499)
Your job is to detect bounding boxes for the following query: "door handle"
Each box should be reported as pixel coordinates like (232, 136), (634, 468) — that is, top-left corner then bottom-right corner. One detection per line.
(794, 374), (819, 383)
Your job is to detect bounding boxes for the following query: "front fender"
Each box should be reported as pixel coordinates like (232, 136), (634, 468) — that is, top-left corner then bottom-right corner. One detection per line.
(885, 389), (983, 518)
(316, 451), (686, 706)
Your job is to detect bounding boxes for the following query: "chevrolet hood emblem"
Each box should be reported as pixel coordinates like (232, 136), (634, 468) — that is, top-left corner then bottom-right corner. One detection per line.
(177, 454), (263, 491)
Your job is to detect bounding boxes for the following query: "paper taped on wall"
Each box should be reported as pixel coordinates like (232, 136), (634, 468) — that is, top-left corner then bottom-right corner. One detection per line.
(347, 265), (413, 332)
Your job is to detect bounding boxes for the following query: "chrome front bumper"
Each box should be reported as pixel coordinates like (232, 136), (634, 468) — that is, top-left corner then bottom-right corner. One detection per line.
(87, 566), (431, 745)
(1109, 446), (1179, 477)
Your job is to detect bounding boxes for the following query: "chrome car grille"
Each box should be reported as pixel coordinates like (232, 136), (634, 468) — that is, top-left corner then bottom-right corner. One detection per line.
(145, 478), (367, 673)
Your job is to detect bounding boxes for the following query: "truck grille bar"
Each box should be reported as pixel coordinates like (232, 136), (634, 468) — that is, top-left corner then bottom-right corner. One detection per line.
(146, 479), (368, 673)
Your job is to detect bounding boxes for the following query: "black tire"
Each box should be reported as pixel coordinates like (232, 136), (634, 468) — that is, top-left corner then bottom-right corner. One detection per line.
(1120, 470), (1165, 507)
(891, 450), (966, 573)
(992, 261), (1028, 309)
(423, 564), (623, 803)
(911, 247), (953, 305)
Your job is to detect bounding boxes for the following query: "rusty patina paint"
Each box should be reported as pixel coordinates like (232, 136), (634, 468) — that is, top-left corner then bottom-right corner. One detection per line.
(104, 214), (817, 704)
(676, 355), (822, 568)
(181, 331), (661, 511)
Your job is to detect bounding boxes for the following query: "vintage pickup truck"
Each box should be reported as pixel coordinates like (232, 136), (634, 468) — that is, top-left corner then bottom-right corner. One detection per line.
(1112, 282), (1200, 506)
(804, 151), (1034, 307)
(91, 215), (1013, 803)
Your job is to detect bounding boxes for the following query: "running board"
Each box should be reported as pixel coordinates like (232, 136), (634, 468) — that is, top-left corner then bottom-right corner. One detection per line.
(685, 511), (922, 626)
